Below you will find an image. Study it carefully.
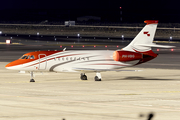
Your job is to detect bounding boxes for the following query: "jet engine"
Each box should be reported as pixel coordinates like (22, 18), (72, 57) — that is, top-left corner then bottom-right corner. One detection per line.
(113, 50), (143, 62)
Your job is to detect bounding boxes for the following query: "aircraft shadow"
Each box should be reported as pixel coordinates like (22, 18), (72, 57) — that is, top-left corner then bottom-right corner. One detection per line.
(111, 76), (176, 81)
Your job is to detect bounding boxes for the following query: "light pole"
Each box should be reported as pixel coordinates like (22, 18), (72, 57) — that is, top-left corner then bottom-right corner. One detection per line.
(119, 7), (122, 22)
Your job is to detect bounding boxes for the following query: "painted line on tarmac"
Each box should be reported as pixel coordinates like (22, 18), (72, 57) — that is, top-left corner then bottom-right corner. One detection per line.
(4, 81), (42, 84)
(0, 42), (22, 45)
(147, 91), (180, 93)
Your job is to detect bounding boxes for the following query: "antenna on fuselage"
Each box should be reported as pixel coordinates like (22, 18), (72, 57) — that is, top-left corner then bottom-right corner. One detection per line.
(63, 48), (66, 51)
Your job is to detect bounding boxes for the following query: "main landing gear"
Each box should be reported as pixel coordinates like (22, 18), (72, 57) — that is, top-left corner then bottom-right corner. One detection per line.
(30, 71), (35, 82)
(94, 72), (101, 81)
(80, 72), (102, 81)
(80, 73), (87, 80)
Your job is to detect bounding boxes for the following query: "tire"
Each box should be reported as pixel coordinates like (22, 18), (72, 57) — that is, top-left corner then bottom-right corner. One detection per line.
(81, 75), (87, 80)
(94, 76), (101, 81)
(30, 79), (35, 82)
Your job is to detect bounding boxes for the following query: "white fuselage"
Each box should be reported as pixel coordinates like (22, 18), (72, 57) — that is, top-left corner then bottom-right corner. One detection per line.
(7, 50), (136, 72)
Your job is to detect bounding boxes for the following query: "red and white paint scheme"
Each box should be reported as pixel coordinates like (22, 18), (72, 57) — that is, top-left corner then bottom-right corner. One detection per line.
(5, 20), (175, 82)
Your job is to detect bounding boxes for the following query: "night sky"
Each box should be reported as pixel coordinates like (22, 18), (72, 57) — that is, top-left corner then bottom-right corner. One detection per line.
(0, 0), (180, 23)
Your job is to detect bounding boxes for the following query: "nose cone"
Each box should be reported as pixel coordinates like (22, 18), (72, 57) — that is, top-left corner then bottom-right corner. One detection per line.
(5, 62), (14, 69)
(5, 60), (21, 70)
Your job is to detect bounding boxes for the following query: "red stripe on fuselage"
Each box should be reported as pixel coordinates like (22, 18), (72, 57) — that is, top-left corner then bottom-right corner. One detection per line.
(24, 53), (84, 68)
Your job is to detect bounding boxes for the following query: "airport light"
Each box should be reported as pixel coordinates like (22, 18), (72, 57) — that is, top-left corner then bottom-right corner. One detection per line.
(122, 35), (124, 40)
(55, 38), (57, 41)
(37, 32), (39, 36)
(6, 40), (11, 44)
(0, 31), (2, 34)
(77, 34), (80, 37)
(169, 36), (172, 41)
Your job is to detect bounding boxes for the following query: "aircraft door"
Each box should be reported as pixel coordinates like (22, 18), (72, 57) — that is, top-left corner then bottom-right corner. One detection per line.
(39, 54), (47, 70)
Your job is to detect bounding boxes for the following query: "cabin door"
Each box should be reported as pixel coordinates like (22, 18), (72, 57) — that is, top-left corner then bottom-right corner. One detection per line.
(38, 54), (47, 70)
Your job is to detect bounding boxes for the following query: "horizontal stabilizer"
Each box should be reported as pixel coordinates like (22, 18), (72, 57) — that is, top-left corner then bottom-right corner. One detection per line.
(136, 43), (175, 48)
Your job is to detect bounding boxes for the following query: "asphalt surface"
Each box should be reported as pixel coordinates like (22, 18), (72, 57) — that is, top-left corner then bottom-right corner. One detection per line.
(0, 34), (180, 120)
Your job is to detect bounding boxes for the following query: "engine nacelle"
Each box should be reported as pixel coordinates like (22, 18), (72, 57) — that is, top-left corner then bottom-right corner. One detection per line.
(113, 50), (143, 62)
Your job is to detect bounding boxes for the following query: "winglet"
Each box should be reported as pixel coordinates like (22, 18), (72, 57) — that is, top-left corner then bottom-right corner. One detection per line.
(144, 20), (158, 25)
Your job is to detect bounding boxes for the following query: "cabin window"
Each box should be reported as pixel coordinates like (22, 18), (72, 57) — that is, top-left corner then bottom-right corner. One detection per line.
(30, 55), (35, 59)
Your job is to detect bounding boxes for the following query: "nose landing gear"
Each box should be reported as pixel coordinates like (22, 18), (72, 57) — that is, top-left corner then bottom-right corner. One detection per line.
(30, 71), (35, 82)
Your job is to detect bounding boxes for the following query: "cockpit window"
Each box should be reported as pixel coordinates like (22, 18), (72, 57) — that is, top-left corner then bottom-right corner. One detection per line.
(19, 55), (35, 59)
(19, 55), (28, 59)
(26, 55), (30, 59)
(30, 55), (35, 59)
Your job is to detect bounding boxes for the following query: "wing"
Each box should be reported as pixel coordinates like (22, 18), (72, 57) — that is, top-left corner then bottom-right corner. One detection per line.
(72, 68), (142, 72)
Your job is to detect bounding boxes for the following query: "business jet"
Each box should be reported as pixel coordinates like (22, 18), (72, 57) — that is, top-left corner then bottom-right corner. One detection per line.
(5, 20), (175, 82)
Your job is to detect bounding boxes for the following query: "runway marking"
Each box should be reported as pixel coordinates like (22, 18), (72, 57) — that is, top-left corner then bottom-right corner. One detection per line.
(147, 91), (180, 93)
(0, 42), (21, 45)
(2, 79), (85, 84)
(118, 94), (140, 95)
(134, 104), (152, 107)
(4, 81), (42, 84)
